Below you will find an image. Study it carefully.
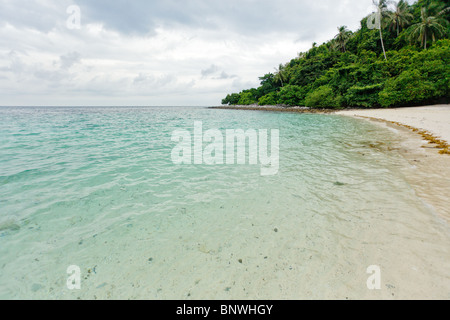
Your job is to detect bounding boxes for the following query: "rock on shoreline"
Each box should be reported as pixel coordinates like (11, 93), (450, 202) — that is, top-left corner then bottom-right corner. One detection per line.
(209, 105), (335, 113)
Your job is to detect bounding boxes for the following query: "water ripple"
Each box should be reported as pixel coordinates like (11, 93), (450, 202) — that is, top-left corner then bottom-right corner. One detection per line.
(0, 107), (448, 299)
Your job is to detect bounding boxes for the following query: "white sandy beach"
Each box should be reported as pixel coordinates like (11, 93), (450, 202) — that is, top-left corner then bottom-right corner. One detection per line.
(337, 105), (450, 144)
(337, 104), (450, 222)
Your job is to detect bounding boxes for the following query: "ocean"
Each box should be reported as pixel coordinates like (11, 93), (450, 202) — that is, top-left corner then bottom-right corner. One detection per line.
(0, 106), (448, 299)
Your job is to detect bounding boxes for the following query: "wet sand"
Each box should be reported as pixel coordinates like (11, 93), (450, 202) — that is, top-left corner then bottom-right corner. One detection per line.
(337, 105), (450, 223)
(337, 105), (450, 143)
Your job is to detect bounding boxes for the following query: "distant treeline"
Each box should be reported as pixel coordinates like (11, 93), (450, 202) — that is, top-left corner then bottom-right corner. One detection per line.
(222, 0), (450, 109)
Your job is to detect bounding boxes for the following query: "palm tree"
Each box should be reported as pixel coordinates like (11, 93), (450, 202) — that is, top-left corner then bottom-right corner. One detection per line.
(274, 64), (287, 88)
(408, 7), (448, 49)
(334, 26), (352, 52)
(388, 0), (414, 36)
(372, 0), (390, 60)
(328, 39), (339, 52)
(426, 1), (450, 17)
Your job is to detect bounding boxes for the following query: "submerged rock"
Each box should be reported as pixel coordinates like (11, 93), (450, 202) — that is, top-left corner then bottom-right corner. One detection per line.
(31, 283), (43, 292)
(0, 220), (21, 233)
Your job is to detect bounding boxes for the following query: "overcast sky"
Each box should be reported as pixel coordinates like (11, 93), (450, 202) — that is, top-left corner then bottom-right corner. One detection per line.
(0, 0), (416, 106)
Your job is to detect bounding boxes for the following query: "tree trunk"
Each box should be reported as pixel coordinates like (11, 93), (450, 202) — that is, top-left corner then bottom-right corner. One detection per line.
(377, 7), (387, 61)
(380, 28), (387, 60)
(424, 32), (427, 50)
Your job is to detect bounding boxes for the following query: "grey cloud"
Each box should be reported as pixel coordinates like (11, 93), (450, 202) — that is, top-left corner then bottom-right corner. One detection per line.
(133, 73), (176, 88)
(60, 52), (82, 70)
(1, 0), (402, 106)
(0, 51), (26, 74)
(1, 1), (417, 41)
(0, 50), (79, 87)
(71, 0), (368, 40)
(76, 0), (158, 35)
(202, 66), (237, 80)
(0, 1), (72, 32)
(215, 72), (237, 80)
(131, 73), (197, 97)
(0, 1), (381, 44)
(201, 64), (220, 77)
(231, 77), (258, 91)
(33, 69), (67, 83)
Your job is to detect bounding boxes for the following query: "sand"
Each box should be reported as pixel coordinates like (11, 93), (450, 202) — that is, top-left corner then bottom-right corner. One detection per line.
(337, 105), (450, 144)
(337, 105), (450, 222)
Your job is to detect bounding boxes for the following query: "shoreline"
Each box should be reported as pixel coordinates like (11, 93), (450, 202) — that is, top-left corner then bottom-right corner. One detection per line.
(336, 105), (450, 222)
(209, 105), (336, 113)
(213, 104), (450, 222)
(336, 105), (450, 152)
(212, 104), (450, 154)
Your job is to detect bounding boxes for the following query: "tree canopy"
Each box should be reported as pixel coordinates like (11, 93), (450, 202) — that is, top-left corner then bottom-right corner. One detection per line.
(222, 0), (450, 109)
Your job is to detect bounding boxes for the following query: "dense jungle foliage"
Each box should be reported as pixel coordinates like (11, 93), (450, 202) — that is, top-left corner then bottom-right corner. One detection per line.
(222, 0), (450, 108)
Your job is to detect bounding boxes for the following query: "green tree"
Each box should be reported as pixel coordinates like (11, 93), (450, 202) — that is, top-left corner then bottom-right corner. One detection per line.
(238, 90), (258, 105)
(274, 64), (287, 87)
(372, 0), (390, 60)
(408, 7), (449, 49)
(305, 85), (342, 109)
(388, 0), (414, 36)
(278, 85), (305, 106)
(344, 83), (384, 108)
(222, 93), (241, 105)
(258, 92), (279, 106)
(220, 2), (450, 109)
(379, 69), (436, 107)
(257, 73), (278, 97)
(334, 26), (353, 52)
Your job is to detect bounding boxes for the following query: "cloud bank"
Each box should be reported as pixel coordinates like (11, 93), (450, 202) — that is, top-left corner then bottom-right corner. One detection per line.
(0, 0), (414, 106)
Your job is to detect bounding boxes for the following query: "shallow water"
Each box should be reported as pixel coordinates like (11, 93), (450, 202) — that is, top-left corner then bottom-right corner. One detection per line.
(0, 106), (448, 299)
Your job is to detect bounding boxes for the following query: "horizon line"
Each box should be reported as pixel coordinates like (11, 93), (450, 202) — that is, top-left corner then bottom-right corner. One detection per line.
(0, 105), (216, 108)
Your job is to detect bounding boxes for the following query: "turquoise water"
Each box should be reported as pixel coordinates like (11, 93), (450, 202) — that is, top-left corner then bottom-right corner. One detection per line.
(0, 106), (448, 299)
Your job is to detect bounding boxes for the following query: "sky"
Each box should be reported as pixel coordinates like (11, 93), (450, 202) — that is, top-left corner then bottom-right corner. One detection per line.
(0, 0), (417, 106)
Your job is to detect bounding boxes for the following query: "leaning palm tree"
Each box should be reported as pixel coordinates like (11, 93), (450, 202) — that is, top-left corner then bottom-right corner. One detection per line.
(408, 7), (448, 49)
(334, 26), (352, 52)
(372, 0), (394, 60)
(388, 0), (414, 36)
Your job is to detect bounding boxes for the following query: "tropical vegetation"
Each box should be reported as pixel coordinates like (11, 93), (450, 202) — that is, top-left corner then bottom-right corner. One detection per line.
(222, 0), (450, 109)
